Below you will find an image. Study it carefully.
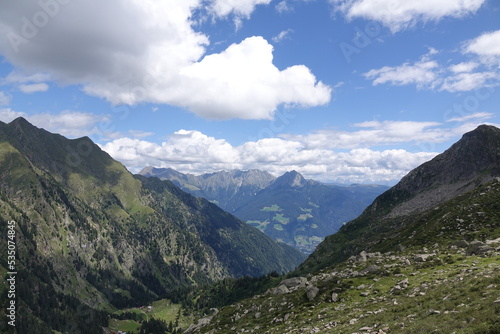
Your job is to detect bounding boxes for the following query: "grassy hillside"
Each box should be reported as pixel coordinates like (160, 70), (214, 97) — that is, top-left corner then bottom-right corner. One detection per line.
(191, 243), (500, 333)
(180, 124), (500, 334)
(183, 179), (500, 333)
(0, 118), (304, 333)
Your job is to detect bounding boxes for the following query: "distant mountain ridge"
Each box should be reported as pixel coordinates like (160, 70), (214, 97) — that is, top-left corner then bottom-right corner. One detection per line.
(139, 167), (275, 212)
(140, 168), (388, 253)
(0, 118), (305, 333)
(180, 125), (500, 334)
(298, 124), (500, 273)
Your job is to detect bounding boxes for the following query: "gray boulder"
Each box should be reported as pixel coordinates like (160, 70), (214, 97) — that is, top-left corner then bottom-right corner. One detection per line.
(306, 285), (320, 301)
(466, 240), (494, 255)
(414, 253), (435, 262)
(359, 265), (381, 276)
(453, 240), (470, 248)
(269, 284), (290, 295)
(279, 277), (308, 289)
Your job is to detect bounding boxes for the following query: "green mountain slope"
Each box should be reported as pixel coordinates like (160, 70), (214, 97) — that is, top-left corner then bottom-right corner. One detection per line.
(182, 125), (500, 334)
(298, 124), (500, 273)
(140, 167), (277, 213)
(233, 171), (388, 253)
(0, 118), (304, 333)
(140, 168), (388, 253)
(184, 179), (500, 334)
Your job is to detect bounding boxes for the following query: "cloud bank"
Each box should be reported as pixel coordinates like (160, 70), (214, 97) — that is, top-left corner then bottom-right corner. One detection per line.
(363, 30), (500, 92)
(1, 107), (495, 184)
(98, 116), (496, 184)
(331, 0), (486, 32)
(0, 0), (330, 120)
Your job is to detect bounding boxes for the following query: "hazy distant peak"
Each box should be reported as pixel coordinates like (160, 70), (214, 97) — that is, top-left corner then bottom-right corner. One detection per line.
(271, 170), (307, 188)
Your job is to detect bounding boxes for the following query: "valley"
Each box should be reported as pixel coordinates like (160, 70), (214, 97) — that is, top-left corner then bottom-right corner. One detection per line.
(1, 2), (499, 333)
(140, 168), (388, 253)
(0, 120), (499, 334)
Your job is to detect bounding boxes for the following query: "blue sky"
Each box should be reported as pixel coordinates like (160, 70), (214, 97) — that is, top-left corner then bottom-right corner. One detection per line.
(0, 0), (499, 184)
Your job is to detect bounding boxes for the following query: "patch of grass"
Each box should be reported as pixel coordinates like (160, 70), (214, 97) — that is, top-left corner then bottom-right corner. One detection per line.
(274, 224), (284, 231)
(108, 319), (141, 333)
(260, 204), (282, 212)
(297, 213), (313, 222)
(111, 299), (190, 333)
(273, 214), (289, 224)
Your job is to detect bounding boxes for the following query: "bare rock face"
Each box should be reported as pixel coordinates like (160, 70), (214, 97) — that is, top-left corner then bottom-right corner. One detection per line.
(387, 125), (500, 218)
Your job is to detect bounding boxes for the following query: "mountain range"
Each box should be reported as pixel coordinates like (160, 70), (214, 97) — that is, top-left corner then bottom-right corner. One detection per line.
(180, 124), (500, 334)
(139, 167), (388, 253)
(298, 124), (500, 273)
(1, 119), (499, 334)
(0, 118), (304, 334)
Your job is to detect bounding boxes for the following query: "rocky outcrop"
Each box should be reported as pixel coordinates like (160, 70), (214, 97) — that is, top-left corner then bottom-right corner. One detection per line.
(466, 240), (494, 256)
(280, 277), (308, 290)
(305, 285), (320, 301)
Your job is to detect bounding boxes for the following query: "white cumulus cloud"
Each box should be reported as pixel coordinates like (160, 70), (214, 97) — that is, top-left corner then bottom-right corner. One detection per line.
(272, 29), (293, 43)
(210, 0), (271, 17)
(101, 131), (441, 184)
(0, 108), (25, 122)
(364, 31), (500, 92)
(275, 1), (292, 13)
(281, 121), (451, 149)
(464, 29), (500, 65)
(446, 112), (493, 123)
(0, 0), (330, 120)
(364, 60), (439, 89)
(331, 0), (486, 32)
(0, 109), (111, 138)
(178, 36), (330, 119)
(98, 118), (498, 184)
(449, 62), (478, 73)
(440, 71), (497, 92)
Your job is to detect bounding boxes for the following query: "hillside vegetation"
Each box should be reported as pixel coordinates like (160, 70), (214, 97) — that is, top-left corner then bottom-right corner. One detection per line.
(181, 125), (500, 334)
(0, 118), (304, 333)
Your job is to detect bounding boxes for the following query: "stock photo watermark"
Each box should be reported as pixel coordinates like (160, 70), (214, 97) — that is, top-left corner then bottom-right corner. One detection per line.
(416, 86), (497, 153)
(5, 220), (17, 328)
(337, 1), (403, 64)
(7, 0), (71, 53)
(339, 21), (383, 64)
(443, 86), (496, 122)
(248, 108), (297, 142)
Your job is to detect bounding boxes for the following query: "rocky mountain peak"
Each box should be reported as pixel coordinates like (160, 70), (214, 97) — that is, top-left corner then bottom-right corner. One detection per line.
(272, 170), (307, 188)
(139, 166), (183, 179)
(296, 125), (500, 276)
(384, 124), (500, 217)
